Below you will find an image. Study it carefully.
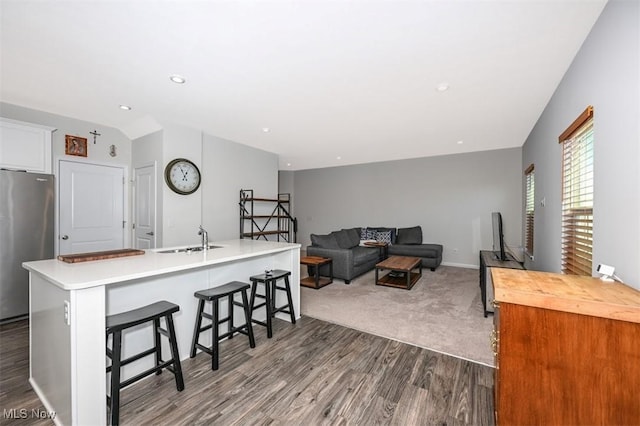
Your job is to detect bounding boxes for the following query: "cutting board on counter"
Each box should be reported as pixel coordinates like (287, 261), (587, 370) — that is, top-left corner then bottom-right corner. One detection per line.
(58, 249), (145, 263)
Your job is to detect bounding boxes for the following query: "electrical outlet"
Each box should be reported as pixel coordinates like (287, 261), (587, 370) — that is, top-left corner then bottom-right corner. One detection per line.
(64, 301), (71, 325)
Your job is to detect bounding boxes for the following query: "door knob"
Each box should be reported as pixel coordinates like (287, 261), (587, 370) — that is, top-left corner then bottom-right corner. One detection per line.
(146, 232), (154, 236)
(61, 235), (69, 240)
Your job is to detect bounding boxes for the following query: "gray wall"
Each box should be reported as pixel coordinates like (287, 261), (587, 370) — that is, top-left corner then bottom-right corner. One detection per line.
(132, 126), (279, 246)
(293, 148), (522, 267)
(522, 0), (639, 289)
(161, 123), (203, 246)
(278, 170), (295, 217)
(132, 130), (164, 245)
(202, 133), (278, 241)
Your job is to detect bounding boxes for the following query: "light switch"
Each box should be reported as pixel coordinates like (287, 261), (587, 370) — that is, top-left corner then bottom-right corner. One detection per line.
(64, 300), (71, 325)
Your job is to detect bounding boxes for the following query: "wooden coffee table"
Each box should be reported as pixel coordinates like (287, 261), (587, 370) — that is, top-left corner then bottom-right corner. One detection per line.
(300, 255), (333, 289)
(375, 256), (422, 290)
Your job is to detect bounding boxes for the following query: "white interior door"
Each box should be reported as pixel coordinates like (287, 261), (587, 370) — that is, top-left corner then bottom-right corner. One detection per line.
(59, 161), (125, 255)
(133, 163), (156, 249)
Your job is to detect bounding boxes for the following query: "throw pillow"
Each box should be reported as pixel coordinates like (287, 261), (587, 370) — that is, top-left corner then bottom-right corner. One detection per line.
(332, 230), (354, 249)
(366, 228), (377, 240)
(375, 230), (392, 244)
(396, 226), (422, 245)
(369, 227), (396, 243)
(342, 228), (361, 248)
(310, 233), (340, 249)
(360, 227), (368, 240)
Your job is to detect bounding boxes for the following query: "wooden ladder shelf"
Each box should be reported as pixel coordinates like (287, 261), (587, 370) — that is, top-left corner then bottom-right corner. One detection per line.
(239, 189), (297, 242)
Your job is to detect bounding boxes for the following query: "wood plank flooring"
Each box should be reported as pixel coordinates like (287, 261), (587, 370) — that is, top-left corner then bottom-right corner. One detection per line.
(0, 317), (495, 425)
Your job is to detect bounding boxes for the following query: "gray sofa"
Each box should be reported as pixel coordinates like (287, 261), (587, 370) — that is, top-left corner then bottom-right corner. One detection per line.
(306, 226), (443, 283)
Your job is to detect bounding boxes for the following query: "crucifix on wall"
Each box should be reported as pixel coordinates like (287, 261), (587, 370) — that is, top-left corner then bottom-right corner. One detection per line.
(90, 129), (101, 144)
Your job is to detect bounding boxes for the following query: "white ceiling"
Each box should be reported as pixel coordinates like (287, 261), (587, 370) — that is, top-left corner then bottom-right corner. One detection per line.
(1, 0), (607, 170)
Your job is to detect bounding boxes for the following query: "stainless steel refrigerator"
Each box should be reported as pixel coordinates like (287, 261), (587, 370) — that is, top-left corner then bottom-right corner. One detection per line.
(0, 169), (54, 322)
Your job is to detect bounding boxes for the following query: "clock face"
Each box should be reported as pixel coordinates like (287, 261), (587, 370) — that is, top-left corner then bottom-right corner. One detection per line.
(164, 158), (201, 195)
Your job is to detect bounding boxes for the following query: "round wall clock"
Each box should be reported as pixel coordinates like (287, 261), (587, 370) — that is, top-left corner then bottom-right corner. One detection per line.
(164, 158), (201, 195)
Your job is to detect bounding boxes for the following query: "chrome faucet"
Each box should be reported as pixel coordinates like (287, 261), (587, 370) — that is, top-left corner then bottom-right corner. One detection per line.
(198, 225), (209, 250)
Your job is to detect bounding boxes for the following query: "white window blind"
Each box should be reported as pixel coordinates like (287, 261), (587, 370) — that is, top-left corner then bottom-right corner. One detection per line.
(560, 106), (593, 276)
(524, 164), (534, 256)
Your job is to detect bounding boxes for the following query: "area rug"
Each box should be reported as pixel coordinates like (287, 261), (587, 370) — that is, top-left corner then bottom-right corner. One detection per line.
(300, 265), (495, 366)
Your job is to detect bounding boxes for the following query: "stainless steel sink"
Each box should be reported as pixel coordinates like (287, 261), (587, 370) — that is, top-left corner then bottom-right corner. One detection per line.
(158, 245), (222, 253)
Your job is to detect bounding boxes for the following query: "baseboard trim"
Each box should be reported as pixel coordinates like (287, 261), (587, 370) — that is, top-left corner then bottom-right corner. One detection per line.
(29, 378), (63, 426)
(441, 261), (478, 269)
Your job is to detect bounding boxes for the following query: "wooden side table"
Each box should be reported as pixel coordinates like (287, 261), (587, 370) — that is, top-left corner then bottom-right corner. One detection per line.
(363, 241), (389, 260)
(300, 256), (333, 289)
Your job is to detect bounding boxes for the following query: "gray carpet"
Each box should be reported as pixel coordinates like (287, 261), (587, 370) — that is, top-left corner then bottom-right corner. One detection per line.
(300, 265), (495, 366)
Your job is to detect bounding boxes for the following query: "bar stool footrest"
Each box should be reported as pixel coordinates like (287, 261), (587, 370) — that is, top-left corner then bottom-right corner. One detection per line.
(120, 359), (175, 389)
(251, 319), (268, 327)
(117, 347), (157, 368)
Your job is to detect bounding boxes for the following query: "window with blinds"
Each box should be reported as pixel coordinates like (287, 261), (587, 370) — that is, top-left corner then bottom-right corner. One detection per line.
(559, 106), (593, 276)
(524, 164), (534, 256)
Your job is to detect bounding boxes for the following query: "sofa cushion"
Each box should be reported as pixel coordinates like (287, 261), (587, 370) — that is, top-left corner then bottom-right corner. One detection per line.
(396, 226), (423, 245)
(388, 243), (443, 258)
(310, 233), (340, 249)
(352, 246), (379, 266)
(342, 228), (361, 248)
(331, 230), (354, 249)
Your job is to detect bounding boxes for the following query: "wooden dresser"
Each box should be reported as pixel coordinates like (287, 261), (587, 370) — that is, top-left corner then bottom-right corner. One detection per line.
(491, 269), (640, 425)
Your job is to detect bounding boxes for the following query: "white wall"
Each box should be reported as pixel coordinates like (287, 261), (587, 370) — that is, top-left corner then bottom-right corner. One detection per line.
(1, 102), (131, 168)
(0, 102), (133, 247)
(0, 103), (280, 250)
(293, 148), (522, 268)
(522, 0), (639, 289)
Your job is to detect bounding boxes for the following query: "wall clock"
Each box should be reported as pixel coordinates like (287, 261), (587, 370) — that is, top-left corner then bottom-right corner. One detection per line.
(164, 158), (201, 195)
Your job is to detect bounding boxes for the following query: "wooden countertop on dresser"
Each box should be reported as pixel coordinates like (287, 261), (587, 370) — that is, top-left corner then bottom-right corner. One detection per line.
(491, 268), (640, 324)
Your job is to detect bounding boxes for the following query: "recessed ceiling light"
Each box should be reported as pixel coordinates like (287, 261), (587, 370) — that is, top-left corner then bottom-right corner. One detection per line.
(119, 105), (132, 111)
(262, 127), (270, 133)
(336, 156), (342, 160)
(286, 163), (291, 167)
(436, 83), (449, 92)
(457, 140), (464, 145)
(169, 74), (186, 84)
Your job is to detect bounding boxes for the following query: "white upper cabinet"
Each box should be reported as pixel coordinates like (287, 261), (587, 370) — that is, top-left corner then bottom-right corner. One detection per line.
(0, 117), (56, 174)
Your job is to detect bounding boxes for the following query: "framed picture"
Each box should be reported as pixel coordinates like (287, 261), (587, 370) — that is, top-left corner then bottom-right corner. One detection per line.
(65, 135), (87, 157)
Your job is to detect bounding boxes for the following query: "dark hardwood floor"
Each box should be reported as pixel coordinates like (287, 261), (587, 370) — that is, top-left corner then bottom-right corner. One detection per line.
(0, 317), (495, 425)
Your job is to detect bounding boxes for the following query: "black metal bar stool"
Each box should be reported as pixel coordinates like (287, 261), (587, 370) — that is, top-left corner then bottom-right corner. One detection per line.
(190, 281), (255, 371)
(249, 269), (296, 338)
(106, 300), (184, 426)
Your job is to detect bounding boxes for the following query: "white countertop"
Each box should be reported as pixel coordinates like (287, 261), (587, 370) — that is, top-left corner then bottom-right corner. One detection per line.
(23, 239), (300, 291)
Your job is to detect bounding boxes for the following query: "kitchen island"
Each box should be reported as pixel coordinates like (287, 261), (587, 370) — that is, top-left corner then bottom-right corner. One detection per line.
(23, 239), (300, 426)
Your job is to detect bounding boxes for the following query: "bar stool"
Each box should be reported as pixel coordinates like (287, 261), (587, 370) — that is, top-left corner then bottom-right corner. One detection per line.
(249, 269), (296, 338)
(190, 281), (255, 371)
(106, 300), (184, 426)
